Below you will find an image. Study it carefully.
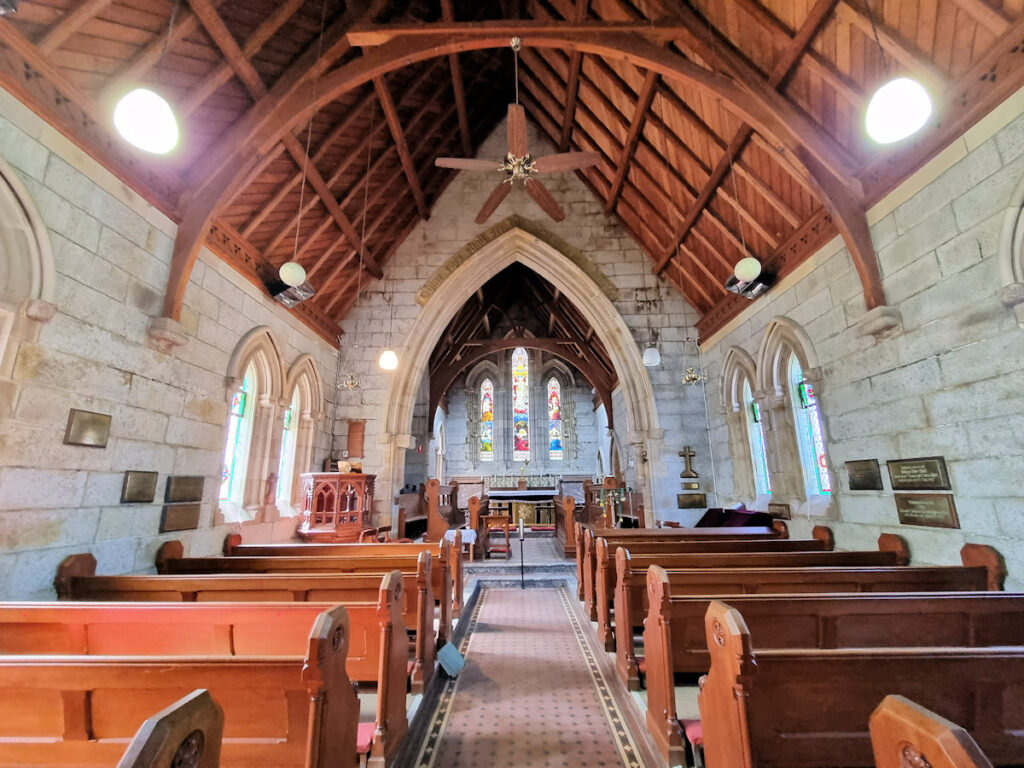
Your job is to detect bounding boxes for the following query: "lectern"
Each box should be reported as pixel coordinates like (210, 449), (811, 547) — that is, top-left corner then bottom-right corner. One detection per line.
(297, 472), (376, 542)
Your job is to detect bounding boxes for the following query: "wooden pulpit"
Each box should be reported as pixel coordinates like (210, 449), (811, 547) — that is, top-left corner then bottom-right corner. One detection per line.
(297, 472), (376, 542)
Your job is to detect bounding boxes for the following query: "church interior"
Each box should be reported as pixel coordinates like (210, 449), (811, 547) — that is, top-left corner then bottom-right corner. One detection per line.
(1, 0), (1023, 765)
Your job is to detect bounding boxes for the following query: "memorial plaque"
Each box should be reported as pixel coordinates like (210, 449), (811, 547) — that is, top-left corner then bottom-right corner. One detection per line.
(121, 471), (158, 503)
(681, 482), (700, 490)
(160, 504), (201, 532)
(894, 493), (959, 529)
(64, 409), (111, 448)
(846, 459), (883, 491)
(768, 502), (792, 520)
(165, 475), (205, 503)
(887, 457), (950, 491)
(677, 493), (707, 509)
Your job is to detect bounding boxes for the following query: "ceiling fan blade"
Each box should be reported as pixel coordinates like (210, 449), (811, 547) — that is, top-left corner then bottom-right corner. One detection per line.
(525, 179), (565, 222)
(435, 157), (502, 171)
(532, 151), (602, 173)
(475, 182), (512, 224)
(508, 103), (528, 156)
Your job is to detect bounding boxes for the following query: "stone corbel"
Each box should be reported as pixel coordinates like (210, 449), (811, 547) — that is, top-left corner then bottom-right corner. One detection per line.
(21, 298), (56, 324)
(148, 316), (189, 354)
(856, 305), (903, 340)
(998, 282), (1024, 324)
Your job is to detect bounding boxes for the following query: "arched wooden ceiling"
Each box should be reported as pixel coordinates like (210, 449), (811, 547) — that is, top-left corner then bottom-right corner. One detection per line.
(1, 0), (1022, 344)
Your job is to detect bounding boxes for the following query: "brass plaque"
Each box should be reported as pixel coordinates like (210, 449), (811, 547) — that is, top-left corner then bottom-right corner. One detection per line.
(121, 471), (158, 503)
(677, 493), (707, 509)
(681, 482), (700, 490)
(768, 502), (791, 520)
(64, 409), (111, 448)
(894, 493), (959, 529)
(160, 504), (201, 532)
(887, 457), (950, 491)
(165, 476), (205, 503)
(846, 459), (883, 491)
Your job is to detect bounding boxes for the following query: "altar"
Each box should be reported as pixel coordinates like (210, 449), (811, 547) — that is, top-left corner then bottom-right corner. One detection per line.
(487, 488), (556, 526)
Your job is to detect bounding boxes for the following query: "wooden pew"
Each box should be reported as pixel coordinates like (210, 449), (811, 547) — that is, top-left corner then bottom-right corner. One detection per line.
(424, 478), (460, 543)
(615, 544), (997, 691)
(0, 605), (360, 768)
(595, 533), (904, 652)
(577, 524), (785, 619)
(870, 696), (995, 768)
(554, 496), (590, 558)
(693, 600), (1024, 768)
(56, 552), (438, 690)
(218, 534), (463, 622)
(466, 495), (489, 560)
(119, 689), (222, 768)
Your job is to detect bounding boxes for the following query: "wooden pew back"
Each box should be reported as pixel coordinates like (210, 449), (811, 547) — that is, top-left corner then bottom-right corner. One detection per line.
(698, 601), (1024, 768)
(871, 696), (995, 768)
(118, 689), (223, 768)
(425, 478), (461, 542)
(0, 606), (359, 768)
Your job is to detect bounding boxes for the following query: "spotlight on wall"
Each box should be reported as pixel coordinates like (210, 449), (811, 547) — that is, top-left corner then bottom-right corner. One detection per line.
(0, 0), (19, 16)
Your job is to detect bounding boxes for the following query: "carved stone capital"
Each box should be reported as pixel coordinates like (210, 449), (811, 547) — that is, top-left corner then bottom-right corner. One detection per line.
(998, 281), (1024, 307)
(147, 316), (189, 354)
(856, 305), (903, 340)
(21, 298), (56, 323)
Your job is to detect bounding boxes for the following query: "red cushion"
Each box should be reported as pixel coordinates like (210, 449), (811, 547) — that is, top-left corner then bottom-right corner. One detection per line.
(531, 525), (556, 531)
(357, 722), (375, 755)
(636, 657), (646, 675)
(680, 718), (702, 746)
(407, 659), (416, 677)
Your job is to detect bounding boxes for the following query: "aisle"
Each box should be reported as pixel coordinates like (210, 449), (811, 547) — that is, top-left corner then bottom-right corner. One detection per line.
(413, 587), (645, 768)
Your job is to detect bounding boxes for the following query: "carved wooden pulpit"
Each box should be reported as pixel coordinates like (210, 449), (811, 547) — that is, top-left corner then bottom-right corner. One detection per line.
(297, 472), (376, 543)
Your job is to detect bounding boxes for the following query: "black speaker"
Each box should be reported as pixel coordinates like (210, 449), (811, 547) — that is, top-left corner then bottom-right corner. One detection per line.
(724, 272), (774, 299)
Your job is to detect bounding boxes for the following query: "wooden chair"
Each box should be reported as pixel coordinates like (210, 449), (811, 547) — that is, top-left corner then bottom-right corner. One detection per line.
(483, 514), (511, 559)
(870, 696), (994, 768)
(119, 689), (222, 768)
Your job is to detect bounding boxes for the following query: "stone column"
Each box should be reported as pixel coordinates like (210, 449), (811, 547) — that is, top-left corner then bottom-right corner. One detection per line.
(724, 406), (756, 502)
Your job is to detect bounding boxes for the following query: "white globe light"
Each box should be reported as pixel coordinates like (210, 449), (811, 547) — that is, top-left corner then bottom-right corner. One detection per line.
(734, 257), (762, 282)
(279, 261), (307, 287)
(113, 88), (179, 154)
(865, 77), (932, 144)
(378, 349), (399, 371)
(642, 344), (661, 367)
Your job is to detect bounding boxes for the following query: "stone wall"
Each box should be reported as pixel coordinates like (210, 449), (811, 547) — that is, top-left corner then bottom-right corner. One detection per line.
(702, 93), (1024, 590)
(335, 118), (709, 517)
(0, 88), (337, 599)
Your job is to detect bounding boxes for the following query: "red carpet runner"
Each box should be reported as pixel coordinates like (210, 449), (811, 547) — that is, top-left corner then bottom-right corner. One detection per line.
(413, 587), (644, 767)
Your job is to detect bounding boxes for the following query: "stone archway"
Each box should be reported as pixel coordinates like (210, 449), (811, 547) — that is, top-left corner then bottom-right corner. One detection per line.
(378, 221), (663, 518)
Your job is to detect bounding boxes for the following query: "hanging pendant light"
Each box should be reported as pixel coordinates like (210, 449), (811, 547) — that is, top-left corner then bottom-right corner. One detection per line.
(279, 261), (307, 288)
(733, 257), (762, 283)
(865, 77), (932, 144)
(113, 88), (179, 154)
(378, 349), (398, 371)
(642, 344), (661, 367)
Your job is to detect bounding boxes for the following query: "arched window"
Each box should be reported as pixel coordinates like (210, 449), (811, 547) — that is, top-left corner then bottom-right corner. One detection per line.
(276, 387), (301, 504)
(511, 347), (530, 461)
(480, 379), (494, 461)
(548, 377), (563, 460)
(743, 379), (771, 495)
(789, 356), (831, 495)
(220, 363), (256, 503)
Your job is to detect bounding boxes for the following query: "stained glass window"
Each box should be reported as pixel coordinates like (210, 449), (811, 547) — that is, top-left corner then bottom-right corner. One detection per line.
(548, 378), (563, 460)
(511, 347), (530, 461)
(276, 388), (300, 502)
(480, 379), (494, 461)
(789, 356), (831, 495)
(743, 379), (771, 495)
(220, 364), (255, 502)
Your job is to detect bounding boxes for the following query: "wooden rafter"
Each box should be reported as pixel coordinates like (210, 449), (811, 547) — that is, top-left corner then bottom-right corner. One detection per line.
(604, 69), (658, 216)
(946, 0), (1010, 35)
(36, 0), (115, 55)
(440, 0), (472, 157)
(558, 0), (591, 151)
(374, 75), (428, 218)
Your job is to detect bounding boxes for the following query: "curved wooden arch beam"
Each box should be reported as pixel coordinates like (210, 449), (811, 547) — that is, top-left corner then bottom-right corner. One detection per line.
(427, 337), (615, 432)
(158, 29), (870, 327)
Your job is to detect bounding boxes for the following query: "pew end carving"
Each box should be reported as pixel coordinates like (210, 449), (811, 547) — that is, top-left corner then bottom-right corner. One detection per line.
(870, 695), (994, 768)
(369, 570), (410, 768)
(222, 533), (242, 557)
(642, 565), (686, 768)
(960, 544), (1007, 591)
(155, 540), (186, 574)
(118, 689), (223, 768)
(878, 533), (911, 566)
(811, 525), (835, 550)
(55, 553), (98, 598)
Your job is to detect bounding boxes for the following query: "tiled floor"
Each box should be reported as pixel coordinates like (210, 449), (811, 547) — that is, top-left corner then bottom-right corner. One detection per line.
(414, 587), (644, 768)
(469, 533), (566, 564)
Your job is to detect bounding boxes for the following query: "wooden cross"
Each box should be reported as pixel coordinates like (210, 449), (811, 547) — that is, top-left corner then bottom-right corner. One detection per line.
(679, 446), (698, 478)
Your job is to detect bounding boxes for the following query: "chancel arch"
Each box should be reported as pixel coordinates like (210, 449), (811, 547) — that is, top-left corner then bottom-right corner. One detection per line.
(755, 316), (834, 516)
(379, 222), (663, 517)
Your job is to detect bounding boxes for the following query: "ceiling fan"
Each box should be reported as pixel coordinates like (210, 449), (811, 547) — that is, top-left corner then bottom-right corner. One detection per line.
(435, 39), (600, 224)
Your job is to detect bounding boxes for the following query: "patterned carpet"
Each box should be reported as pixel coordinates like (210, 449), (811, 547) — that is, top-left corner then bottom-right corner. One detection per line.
(413, 587), (644, 768)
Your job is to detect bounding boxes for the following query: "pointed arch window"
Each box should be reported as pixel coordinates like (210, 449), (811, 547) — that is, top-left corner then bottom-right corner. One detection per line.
(511, 347), (530, 461)
(743, 380), (771, 495)
(220, 364), (256, 503)
(276, 387), (301, 504)
(548, 378), (563, 460)
(789, 356), (831, 495)
(480, 379), (494, 462)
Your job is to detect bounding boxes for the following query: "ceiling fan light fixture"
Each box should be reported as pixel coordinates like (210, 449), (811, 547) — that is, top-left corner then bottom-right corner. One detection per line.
(113, 88), (179, 154)
(865, 77), (932, 144)
(378, 348), (398, 371)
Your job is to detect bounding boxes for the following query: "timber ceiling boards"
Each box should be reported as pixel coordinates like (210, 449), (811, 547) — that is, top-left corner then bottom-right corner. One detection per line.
(1, 0), (1021, 343)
